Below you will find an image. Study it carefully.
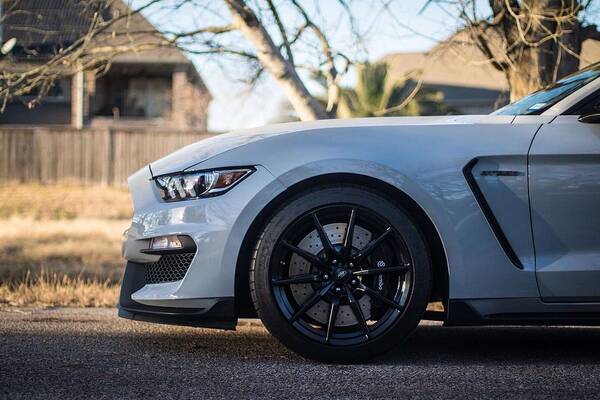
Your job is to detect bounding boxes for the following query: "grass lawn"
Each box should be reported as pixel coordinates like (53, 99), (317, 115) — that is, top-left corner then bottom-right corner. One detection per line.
(0, 184), (131, 307)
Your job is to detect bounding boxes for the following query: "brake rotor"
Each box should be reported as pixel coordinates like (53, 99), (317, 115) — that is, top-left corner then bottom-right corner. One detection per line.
(289, 223), (372, 326)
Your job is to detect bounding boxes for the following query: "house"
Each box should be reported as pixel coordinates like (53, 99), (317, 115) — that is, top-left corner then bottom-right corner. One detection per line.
(383, 33), (600, 114)
(0, 0), (211, 130)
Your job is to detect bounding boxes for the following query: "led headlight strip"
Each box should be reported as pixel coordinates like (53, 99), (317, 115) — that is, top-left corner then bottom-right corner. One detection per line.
(154, 168), (254, 202)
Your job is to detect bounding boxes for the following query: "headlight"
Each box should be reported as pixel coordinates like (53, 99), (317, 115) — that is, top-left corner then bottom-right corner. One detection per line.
(155, 168), (254, 201)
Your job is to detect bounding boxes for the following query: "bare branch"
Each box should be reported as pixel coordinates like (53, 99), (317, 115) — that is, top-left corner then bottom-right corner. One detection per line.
(289, 0), (340, 113)
(224, 0), (329, 119)
(265, 0), (294, 65)
(418, 0), (591, 102)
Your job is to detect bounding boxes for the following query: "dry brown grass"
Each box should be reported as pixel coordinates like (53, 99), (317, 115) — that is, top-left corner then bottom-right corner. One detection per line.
(0, 184), (130, 307)
(0, 271), (119, 308)
(0, 217), (128, 283)
(0, 184), (132, 220)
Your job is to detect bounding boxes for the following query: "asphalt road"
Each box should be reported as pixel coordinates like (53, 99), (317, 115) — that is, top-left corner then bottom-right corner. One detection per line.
(2, 308), (600, 399)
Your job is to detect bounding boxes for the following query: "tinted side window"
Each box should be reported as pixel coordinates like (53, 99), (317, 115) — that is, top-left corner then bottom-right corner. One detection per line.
(564, 91), (600, 115)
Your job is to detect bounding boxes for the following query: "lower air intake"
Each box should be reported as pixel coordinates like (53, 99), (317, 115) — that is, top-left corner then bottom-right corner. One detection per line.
(145, 253), (195, 284)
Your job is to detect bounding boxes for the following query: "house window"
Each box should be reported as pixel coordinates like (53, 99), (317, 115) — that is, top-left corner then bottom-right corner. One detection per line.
(92, 75), (172, 119)
(126, 78), (171, 118)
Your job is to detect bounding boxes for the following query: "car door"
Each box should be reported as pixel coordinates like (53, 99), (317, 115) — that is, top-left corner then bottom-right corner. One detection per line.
(529, 111), (600, 301)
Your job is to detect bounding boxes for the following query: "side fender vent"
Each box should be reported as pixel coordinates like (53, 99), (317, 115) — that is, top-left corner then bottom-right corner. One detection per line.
(463, 158), (524, 269)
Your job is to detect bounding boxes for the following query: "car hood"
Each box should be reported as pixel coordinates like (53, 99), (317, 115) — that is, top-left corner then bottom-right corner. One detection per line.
(149, 115), (512, 177)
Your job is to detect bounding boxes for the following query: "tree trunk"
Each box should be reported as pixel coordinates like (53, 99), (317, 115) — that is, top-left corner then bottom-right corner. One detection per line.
(492, 0), (586, 102)
(225, 0), (329, 120)
(505, 24), (582, 101)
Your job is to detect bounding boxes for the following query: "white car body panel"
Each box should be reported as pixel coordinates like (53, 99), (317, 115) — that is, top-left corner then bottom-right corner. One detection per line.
(125, 114), (547, 308)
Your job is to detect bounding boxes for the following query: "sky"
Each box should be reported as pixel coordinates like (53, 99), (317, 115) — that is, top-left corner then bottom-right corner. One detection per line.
(142, 1), (495, 131)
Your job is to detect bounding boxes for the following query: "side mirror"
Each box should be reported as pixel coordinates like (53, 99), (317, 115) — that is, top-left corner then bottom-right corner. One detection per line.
(578, 113), (600, 123)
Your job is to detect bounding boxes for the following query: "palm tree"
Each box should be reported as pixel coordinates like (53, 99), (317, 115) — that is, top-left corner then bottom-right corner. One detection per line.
(337, 62), (455, 118)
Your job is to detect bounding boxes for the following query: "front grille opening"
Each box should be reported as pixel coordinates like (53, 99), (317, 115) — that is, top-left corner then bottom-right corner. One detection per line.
(144, 253), (195, 284)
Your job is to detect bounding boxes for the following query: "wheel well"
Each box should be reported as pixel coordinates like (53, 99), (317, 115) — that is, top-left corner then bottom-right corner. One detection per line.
(234, 173), (449, 318)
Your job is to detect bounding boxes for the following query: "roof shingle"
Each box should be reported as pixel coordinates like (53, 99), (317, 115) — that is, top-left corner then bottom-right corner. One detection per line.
(1, 0), (188, 64)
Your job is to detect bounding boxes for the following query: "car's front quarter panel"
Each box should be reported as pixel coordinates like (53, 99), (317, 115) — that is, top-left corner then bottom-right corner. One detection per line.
(123, 165), (285, 306)
(198, 117), (544, 301)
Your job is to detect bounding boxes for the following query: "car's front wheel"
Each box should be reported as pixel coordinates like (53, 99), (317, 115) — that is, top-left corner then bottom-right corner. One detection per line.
(250, 185), (432, 363)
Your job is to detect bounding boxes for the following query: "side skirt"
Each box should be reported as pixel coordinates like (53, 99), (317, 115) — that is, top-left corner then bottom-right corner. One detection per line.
(446, 298), (600, 326)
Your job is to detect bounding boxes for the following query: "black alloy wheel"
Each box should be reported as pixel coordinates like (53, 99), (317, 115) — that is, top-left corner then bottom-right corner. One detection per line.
(250, 185), (432, 363)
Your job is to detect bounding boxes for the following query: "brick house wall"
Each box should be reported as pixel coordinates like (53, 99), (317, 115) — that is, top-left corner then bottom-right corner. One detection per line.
(171, 66), (210, 131)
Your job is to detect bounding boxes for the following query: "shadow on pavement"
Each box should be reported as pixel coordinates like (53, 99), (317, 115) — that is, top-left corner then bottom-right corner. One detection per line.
(381, 325), (600, 365)
(121, 323), (600, 364)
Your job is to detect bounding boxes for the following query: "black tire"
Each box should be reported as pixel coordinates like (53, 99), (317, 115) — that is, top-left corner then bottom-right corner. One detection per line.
(250, 185), (432, 363)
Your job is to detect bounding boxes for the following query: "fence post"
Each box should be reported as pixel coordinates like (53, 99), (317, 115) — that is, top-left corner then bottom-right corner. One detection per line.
(109, 127), (116, 186)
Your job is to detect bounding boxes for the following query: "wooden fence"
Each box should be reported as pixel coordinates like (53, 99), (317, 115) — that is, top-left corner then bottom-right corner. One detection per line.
(0, 127), (216, 186)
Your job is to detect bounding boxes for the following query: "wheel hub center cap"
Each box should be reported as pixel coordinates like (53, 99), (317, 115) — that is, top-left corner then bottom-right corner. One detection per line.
(332, 267), (350, 283)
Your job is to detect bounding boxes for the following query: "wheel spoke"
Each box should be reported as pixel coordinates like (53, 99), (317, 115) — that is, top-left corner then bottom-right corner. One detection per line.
(281, 240), (326, 269)
(345, 286), (370, 339)
(290, 282), (334, 322)
(353, 265), (410, 276)
(357, 284), (403, 311)
(342, 208), (357, 259)
(312, 213), (336, 259)
(272, 273), (322, 286)
(271, 204), (413, 346)
(353, 227), (393, 262)
(325, 297), (340, 343)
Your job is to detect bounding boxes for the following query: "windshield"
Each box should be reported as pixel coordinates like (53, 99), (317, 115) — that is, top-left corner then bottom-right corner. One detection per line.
(493, 63), (600, 116)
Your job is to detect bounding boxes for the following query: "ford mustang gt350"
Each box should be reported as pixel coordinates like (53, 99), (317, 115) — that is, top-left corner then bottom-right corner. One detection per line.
(119, 63), (600, 362)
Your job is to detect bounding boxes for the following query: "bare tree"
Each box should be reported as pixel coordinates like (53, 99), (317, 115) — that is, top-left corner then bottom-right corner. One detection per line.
(0, 0), (383, 120)
(424, 0), (600, 101)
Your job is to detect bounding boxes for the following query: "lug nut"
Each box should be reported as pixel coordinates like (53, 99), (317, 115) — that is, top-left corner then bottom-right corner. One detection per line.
(332, 259), (338, 264)
(349, 262), (354, 268)
(351, 279), (357, 285)
(335, 287), (342, 293)
(323, 274), (329, 280)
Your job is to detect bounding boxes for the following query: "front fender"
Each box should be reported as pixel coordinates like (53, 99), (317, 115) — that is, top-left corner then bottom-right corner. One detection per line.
(197, 122), (541, 300)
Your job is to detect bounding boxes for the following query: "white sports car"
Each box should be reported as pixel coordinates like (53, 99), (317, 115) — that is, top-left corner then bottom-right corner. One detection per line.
(120, 63), (600, 362)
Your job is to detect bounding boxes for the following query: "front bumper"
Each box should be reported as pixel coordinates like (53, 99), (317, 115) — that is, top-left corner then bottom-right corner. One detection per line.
(118, 261), (236, 329)
(118, 164), (285, 328)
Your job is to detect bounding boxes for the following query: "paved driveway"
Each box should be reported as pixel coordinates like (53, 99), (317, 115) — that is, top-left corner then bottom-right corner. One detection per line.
(1, 308), (599, 399)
